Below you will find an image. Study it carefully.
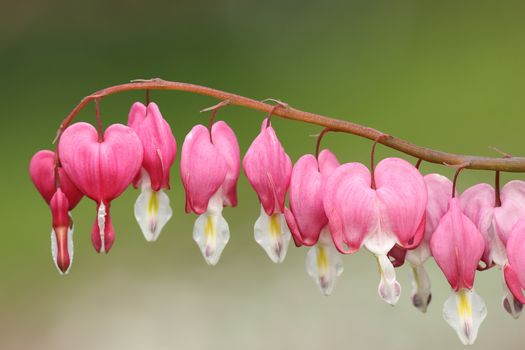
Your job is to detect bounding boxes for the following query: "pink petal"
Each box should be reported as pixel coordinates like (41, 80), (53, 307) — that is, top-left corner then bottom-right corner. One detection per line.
(430, 198), (485, 290)
(59, 122), (144, 203)
(494, 180), (525, 244)
(29, 150), (83, 209)
(128, 102), (177, 191)
(242, 119), (292, 215)
(425, 173), (454, 237)
(211, 121), (240, 207)
(284, 207), (303, 247)
(460, 183), (496, 269)
(318, 149), (340, 176)
(286, 155), (328, 246)
(180, 125), (227, 215)
(375, 158), (427, 247)
(127, 102), (147, 130)
(505, 217), (525, 303)
(323, 162), (378, 254)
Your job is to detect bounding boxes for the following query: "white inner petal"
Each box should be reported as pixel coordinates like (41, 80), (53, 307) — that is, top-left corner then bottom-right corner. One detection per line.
(490, 223), (508, 267)
(97, 202), (107, 253)
(443, 289), (487, 345)
(254, 205), (291, 263)
(305, 227), (343, 296)
(406, 242), (431, 266)
(193, 190), (230, 266)
(501, 272), (523, 319)
(409, 262), (432, 313)
(134, 178), (173, 242)
(375, 253), (401, 305)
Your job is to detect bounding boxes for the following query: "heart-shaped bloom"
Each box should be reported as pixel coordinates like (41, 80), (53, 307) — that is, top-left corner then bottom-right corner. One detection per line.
(430, 198), (486, 345)
(59, 122), (143, 253)
(504, 217), (525, 305)
(30, 150), (83, 274)
(285, 150), (342, 295)
(128, 102), (177, 242)
(243, 119), (292, 263)
(181, 121), (240, 265)
(460, 180), (525, 318)
(323, 157), (426, 305)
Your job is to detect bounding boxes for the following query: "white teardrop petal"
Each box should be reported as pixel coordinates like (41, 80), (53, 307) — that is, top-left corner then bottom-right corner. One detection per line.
(134, 186), (173, 242)
(305, 228), (343, 296)
(376, 253), (401, 305)
(193, 211), (230, 266)
(443, 289), (487, 345)
(254, 205), (291, 263)
(97, 202), (106, 253)
(502, 277), (523, 319)
(409, 263), (432, 313)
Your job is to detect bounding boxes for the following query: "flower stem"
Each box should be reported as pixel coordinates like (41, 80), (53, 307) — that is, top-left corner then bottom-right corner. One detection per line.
(55, 78), (525, 172)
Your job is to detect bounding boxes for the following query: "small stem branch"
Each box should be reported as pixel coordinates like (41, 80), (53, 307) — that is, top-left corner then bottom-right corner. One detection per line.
(95, 98), (103, 142)
(57, 78), (525, 172)
(495, 171), (502, 207)
(315, 128), (334, 161)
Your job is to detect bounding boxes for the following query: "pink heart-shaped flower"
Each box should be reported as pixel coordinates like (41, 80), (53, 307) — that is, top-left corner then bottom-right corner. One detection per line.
(285, 149), (340, 247)
(128, 102), (177, 191)
(59, 122), (143, 252)
(323, 157), (427, 254)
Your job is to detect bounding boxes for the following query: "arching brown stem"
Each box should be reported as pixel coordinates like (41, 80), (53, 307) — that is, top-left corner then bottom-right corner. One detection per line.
(56, 78), (525, 172)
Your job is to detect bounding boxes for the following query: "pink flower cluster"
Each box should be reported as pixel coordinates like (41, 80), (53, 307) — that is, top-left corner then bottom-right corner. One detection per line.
(30, 102), (525, 345)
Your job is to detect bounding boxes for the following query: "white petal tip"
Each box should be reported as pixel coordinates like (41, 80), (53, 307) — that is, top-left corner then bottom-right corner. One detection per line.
(193, 211), (229, 266)
(443, 289), (487, 345)
(412, 292), (432, 313)
(376, 254), (401, 306)
(379, 280), (401, 306)
(306, 229), (344, 296)
(254, 209), (291, 264)
(410, 264), (432, 313)
(134, 188), (173, 243)
(503, 291), (523, 319)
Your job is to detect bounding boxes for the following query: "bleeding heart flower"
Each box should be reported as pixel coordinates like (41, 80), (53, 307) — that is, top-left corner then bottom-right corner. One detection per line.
(323, 157), (426, 305)
(284, 149), (342, 295)
(29, 150), (83, 274)
(405, 173), (453, 313)
(127, 102), (177, 242)
(504, 217), (525, 306)
(430, 197), (486, 345)
(181, 121), (240, 265)
(59, 122), (143, 253)
(243, 119), (292, 263)
(460, 180), (525, 318)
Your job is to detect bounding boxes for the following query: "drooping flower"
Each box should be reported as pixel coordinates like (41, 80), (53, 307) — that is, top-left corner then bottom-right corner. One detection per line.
(430, 197), (486, 345)
(243, 119), (292, 263)
(504, 217), (525, 305)
(284, 149), (342, 295)
(128, 102), (177, 242)
(180, 121), (240, 265)
(59, 122), (143, 253)
(405, 173), (453, 313)
(323, 158), (427, 305)
(460, 180), (525, 318)
(29, 150), (83, 274)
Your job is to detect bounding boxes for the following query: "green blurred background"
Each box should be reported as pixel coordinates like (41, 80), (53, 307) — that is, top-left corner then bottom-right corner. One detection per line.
(2, 0), (525, 349)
